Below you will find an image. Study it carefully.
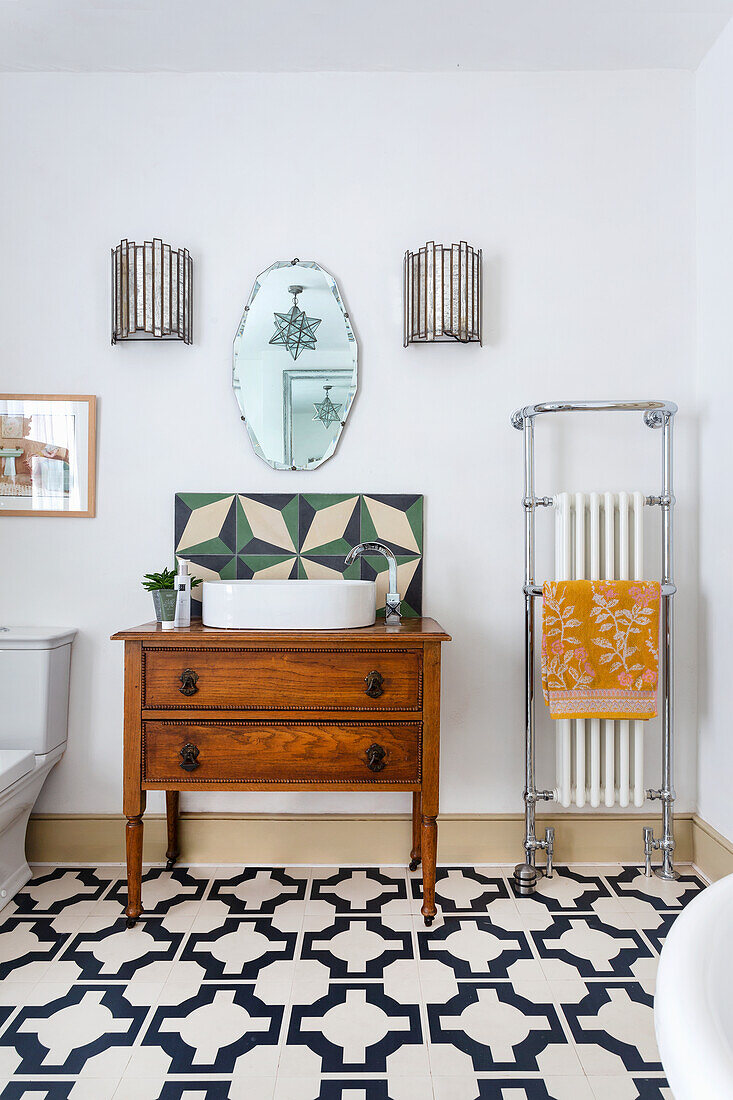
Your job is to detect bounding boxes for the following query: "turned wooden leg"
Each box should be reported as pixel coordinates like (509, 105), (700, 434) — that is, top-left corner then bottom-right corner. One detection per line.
(421, 641), (441, 927)
(421, 814), (437, 925)
(410, 791), (422, 871)
(125, 815), (144, 927)
(165, 791), (180, 870)
(123, 640), (146, 928)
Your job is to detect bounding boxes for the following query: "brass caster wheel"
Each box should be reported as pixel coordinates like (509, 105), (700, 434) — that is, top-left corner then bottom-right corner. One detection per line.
(409, 858), (421, 872)
(125, 917), (137, 929)
(166, 858), (177, 871)
(423, 915), (434, 927)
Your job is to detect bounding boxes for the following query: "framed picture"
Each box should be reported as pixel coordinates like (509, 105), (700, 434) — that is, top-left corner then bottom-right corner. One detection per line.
(0, 394), (96, 517)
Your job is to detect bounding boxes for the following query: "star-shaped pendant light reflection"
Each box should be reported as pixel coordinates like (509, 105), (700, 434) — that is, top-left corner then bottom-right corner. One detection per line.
(270, 285), (321, 360)
(313, 385), (342, 428)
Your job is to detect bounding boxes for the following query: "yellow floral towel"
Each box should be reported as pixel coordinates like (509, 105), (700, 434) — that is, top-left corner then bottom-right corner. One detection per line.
(541, 580), (660, 721)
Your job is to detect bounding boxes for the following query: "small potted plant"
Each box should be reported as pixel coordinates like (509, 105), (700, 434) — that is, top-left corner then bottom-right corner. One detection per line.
(143, 564), (201, 629)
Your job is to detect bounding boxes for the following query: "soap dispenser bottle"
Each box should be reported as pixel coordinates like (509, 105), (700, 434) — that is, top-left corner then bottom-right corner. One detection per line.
(173, 558), (192, 628)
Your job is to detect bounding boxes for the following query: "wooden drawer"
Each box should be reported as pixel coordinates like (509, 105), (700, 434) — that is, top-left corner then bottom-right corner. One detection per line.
(142, 648), (422, 711)
(142, 720), (421, 784)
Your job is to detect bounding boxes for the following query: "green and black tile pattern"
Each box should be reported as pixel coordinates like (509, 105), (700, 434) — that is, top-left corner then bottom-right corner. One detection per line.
(174, 493), (423, 618)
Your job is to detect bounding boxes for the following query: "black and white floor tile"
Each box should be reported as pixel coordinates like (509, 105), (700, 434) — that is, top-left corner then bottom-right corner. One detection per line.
(410, 867), (509, 914)
(0, 862), (702, 1097)
(530, 915), (656, 980)
(605, 866), (705, 912)
(310, 868), (409, 914)
(300, 916), (413, 978)
(180, 917), (297, 979)
(416, 916), (533, 980)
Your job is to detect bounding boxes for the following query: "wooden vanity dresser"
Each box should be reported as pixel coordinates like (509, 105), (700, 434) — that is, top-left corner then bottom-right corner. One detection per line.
(112, 618), (451, 926)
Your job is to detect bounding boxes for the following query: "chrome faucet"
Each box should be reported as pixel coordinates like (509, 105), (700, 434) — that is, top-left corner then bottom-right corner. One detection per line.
(344, 541), (402, 621)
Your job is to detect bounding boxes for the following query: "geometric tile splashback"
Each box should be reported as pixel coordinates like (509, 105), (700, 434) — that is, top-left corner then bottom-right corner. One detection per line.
(175, 493), (423, 618)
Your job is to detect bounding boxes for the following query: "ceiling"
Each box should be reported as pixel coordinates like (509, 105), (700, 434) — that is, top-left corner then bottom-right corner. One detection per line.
(1, 0), (732, 73)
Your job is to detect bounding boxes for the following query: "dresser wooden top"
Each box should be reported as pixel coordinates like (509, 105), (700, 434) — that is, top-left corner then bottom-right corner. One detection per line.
(111, 617), (451, 644)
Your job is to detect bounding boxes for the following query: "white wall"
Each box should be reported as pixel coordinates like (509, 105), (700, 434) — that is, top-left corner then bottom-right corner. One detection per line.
(696, 26), (733, 842)
(0, 71), (698, 821)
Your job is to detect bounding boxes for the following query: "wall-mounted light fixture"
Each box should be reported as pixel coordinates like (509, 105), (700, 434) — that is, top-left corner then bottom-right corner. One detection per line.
(111, 238), (192, 344)
(404, 241), (482, 346)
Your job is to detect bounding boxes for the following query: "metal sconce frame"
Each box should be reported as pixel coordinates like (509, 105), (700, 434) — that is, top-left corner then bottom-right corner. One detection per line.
(111, 238), (193, 344)
(404, 241), (482, 346)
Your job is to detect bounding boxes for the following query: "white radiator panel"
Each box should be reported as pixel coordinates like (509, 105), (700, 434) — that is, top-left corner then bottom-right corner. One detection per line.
(553, 491), (647, 809)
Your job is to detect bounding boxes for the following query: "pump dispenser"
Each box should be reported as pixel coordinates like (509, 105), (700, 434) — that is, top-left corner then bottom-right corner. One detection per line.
(173, 558), (192, 628)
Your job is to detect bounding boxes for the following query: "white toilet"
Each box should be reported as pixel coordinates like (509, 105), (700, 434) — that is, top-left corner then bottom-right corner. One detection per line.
(0, 626), (75, 909)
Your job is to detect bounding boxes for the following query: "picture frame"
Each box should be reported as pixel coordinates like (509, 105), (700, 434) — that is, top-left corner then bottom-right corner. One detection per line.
(0, 394), (97, 517)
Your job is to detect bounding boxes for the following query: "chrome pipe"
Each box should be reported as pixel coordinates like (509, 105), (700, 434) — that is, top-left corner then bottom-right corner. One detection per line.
(643, 825), (657, 877)
(523, 416), (536, 866)
(523, 419), (535, 584)
(514, 415), (547, 893)
(544, 826), (555, 878)
(511, 399), (678, 428)
(656, 412), (678, 880)
(522, 582), (677, 598)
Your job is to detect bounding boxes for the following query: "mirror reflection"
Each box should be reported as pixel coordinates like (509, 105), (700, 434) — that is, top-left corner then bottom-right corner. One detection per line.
(233, 260), (357, 470)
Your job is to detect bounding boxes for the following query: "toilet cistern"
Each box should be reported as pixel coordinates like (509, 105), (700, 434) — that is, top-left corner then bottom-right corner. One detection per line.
(0, 626), (76, 909)
(344, 542), (402, 622)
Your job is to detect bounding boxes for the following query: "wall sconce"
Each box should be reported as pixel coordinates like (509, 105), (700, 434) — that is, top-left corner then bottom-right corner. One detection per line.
(404, 241), (482, 346)
(111, 238), (193, 344)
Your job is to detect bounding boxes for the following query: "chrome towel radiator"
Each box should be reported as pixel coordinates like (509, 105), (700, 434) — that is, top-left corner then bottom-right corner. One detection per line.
(511, 399), (679, 894)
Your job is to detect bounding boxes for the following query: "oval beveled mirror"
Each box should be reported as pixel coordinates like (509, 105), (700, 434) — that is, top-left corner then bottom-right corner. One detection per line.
(233, 259), (357, 471)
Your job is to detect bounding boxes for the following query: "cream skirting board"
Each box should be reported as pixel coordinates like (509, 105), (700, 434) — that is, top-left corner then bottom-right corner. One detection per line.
(26, 810), (733, 881)
(27, 810), (733, 879)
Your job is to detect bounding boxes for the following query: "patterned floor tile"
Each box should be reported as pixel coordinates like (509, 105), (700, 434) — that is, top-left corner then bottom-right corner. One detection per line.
(416, 916), (533, 979)
(640, 912), (676, 954)
(106, 869), (207, 916)
(0, 864), (696, 1098)
(58, 918), (183, 980)
(559, 981), (661, 1074)
(90, 865), (128, 881)
(113, 1080), (275, 1099)
(531, 916), (656, 979)
(142, 983), (283, 1074)
(509, 869), (612, 914)
(0, 1082), (120, 1099)
(273, 1080), (432, 1100)
(433, 1079), (594, 1099)
(587, 1077), (672, 1099)
(180, 917), (297, 978)
(426, 981), (570, 1073)
(309, 869), (409, 914)
(0, 918), (68, 981)
(604, 866), (705, 912)
(208, 869), (308, 915)
(11, 869), (112, 916)
(0, 984), (147, 1075)
(300, 916), (413, 978)
(410, 868), (508, 914)
(285, 982), (423, 1073)
(584, 898), (665, 933)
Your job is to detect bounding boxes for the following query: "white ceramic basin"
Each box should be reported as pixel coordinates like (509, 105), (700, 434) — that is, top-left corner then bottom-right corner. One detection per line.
(202, 579), (376, 630)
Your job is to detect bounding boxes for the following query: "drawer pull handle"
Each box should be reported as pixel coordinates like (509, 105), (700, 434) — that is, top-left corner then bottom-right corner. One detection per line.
(179, 742), (200, 772)
(179, 668), (199, 696)
(366, 742), (387, 772)
(364, 670), (384, 699)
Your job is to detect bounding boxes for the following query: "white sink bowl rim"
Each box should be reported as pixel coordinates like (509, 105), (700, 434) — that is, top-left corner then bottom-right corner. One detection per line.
(202, 579), (377, 630)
